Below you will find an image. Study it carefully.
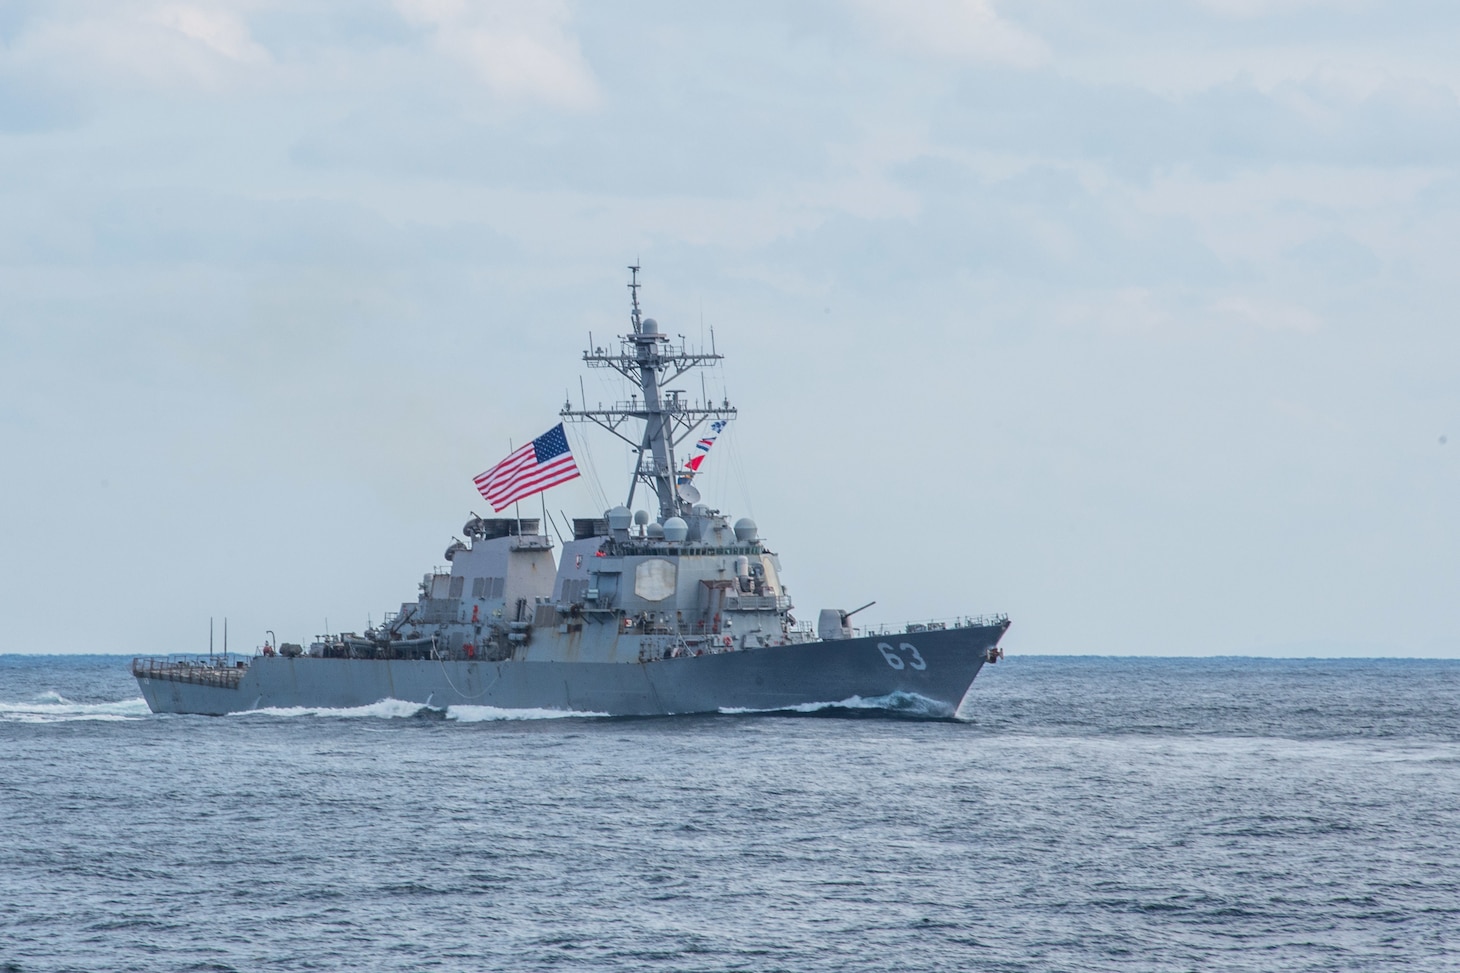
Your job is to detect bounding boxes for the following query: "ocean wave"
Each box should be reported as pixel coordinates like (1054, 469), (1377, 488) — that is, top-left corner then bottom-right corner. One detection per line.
(0, 693), (151, 723)
(719, 691), (957, 720)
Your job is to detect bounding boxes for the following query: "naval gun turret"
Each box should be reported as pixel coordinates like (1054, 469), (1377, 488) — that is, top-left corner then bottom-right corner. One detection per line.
(818, 601), (876, 640)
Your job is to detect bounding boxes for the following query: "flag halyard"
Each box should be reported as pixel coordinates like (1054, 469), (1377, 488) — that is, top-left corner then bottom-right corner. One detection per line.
(677, 418), (729, 485)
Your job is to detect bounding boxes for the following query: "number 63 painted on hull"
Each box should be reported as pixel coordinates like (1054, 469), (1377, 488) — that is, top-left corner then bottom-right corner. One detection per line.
(877, 642), (927, 670)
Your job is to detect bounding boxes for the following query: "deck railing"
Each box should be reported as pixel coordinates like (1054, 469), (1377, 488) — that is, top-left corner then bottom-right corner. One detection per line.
(860, 613), (1010, 638)
(723, 594), (792, 612)
(131, 657), (247, 690)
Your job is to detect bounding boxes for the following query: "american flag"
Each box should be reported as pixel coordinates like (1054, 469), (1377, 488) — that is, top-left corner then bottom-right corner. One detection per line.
(474, 424), (581, 512)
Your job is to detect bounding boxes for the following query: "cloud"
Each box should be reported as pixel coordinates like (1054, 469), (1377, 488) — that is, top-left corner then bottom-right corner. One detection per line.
(851, 0), (1048, 67)
(929, 68), (1460, 180)
(393, 0), (599, 109)
(1210, 295), (1322, 332)
(1191, 0), (1366, 17)
(0, 2), (598, 109)
(1284, 231), (1381, 281)
(2, 1), (1459, 658)
(0, 71), (84, 132)
(0, 2), (272, 93)
(151, 4), (269, 63)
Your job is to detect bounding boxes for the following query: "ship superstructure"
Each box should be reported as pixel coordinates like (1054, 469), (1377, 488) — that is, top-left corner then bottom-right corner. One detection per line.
(133, 269), (1009, 717)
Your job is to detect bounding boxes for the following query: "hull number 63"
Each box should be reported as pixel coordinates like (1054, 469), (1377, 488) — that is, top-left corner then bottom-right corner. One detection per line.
(877, 642), (927, 671)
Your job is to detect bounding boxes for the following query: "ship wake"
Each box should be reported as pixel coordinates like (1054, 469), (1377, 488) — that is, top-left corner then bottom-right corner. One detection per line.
(719, 691), (961, 721)
(447, 705), (610, 722)
(227, 698), (609, 721)
(0, 691), (151, 723)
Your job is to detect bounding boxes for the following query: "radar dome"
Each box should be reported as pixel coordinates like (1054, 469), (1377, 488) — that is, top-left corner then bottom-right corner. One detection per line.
(642, 318), (659, 334)
(633, 509), (651, 526)
(607, 506), (632, 531)
(646, 522), (666, 539)
(663, 517), (688, 542)
(733, 517), (758, 542)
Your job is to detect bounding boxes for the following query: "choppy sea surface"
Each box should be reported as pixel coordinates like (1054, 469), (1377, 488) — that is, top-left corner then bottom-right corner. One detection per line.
(2, 655), (1458, 973)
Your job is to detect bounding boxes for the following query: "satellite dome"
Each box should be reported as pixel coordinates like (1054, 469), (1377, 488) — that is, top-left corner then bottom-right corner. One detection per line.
(633, 509), (651, 526)
(733, 517), (758, 542)
(607, 506), (632, 531)
(642, 318), (659, 334)
(663, 517), (688, 542)
(646, 522), (666, 539)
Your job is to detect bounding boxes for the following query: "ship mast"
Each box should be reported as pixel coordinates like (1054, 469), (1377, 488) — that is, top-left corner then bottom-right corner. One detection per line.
(562, 266), (737, 521)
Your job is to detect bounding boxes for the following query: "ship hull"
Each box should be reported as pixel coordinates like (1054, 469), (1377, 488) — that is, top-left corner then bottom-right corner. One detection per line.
(135, 624), (1005, 718)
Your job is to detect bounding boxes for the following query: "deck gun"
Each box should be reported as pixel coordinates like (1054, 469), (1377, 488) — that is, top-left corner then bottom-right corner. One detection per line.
(817, 601), (876, 640)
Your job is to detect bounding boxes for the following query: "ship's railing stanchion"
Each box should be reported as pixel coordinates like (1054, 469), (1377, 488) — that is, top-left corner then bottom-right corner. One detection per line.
(131, 654), (247, 690)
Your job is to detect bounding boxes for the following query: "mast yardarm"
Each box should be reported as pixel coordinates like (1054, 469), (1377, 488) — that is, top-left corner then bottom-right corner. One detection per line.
(561, 266), (736, 521)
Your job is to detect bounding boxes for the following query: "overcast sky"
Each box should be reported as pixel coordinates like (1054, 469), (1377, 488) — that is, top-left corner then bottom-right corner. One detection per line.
(2, 0), (1457, 657)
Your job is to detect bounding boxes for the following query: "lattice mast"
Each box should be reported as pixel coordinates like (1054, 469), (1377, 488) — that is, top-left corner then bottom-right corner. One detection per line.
(562, 266), (737, 521)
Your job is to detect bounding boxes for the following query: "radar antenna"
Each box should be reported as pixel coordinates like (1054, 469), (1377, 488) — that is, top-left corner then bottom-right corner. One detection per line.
(562, 267), (736, 521)
(628, 263), (643, 333)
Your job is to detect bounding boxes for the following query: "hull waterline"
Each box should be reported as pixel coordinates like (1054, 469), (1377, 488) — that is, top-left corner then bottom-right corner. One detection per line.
(135, 625), (1004, 718)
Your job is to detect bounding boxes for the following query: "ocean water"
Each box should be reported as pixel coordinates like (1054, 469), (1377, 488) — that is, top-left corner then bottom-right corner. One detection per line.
(1, 655), (1458, 973)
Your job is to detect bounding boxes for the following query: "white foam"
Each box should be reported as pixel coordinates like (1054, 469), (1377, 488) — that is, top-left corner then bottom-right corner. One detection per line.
(0, 695), (151, 723)
(229, 699), (610, 721)
(720, 691), (956, 718)
(234, 700), (611, 721)
(446, 705), (609, 722)
(229, 698), (432, 719)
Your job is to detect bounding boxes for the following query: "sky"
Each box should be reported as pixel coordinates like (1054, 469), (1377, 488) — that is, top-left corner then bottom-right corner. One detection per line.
(2, 0), (1457, 657)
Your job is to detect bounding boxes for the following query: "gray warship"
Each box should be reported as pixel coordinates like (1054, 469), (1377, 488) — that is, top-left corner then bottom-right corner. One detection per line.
(133, 268), (1009, 717)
